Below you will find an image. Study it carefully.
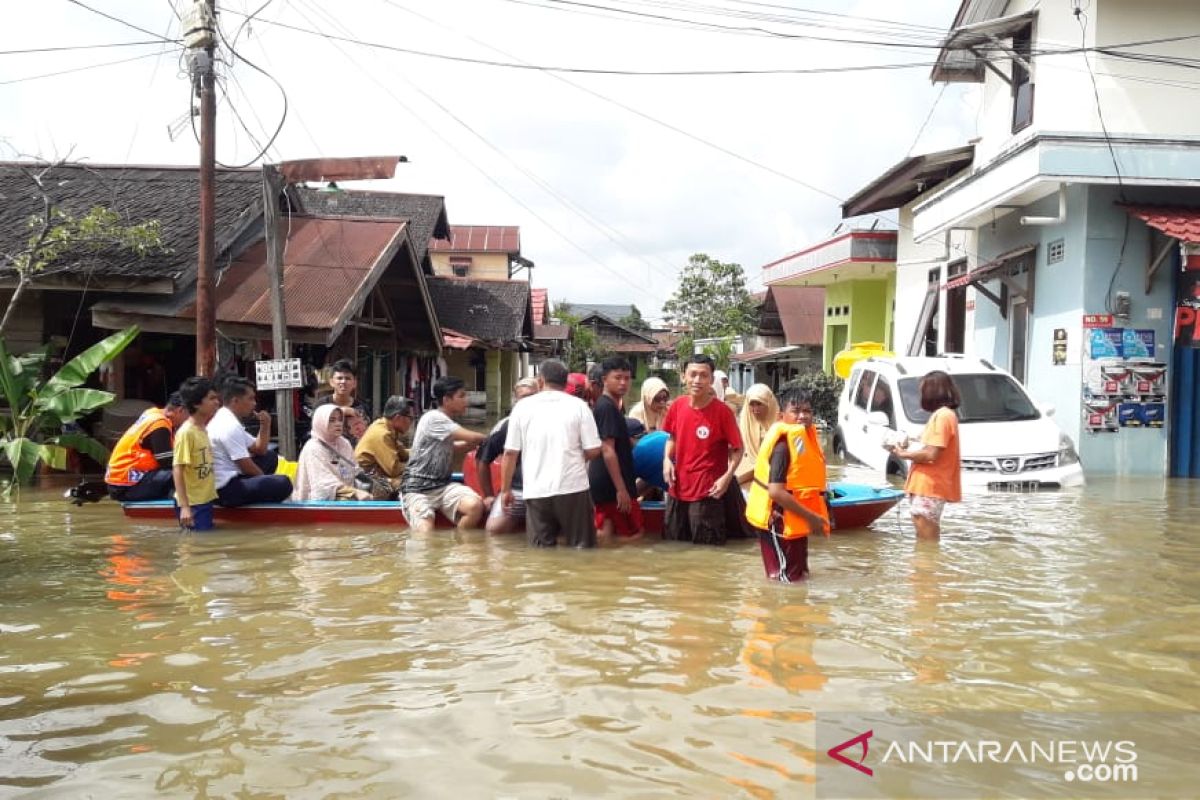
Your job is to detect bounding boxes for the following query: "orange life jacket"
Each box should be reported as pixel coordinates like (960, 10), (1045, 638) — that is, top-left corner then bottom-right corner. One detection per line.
(744, 422), (828, 539)
(105, 407), (172, 486)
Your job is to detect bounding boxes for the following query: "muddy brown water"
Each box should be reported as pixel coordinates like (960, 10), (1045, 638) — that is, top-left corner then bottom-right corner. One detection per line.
(1, 468), (1198, 797)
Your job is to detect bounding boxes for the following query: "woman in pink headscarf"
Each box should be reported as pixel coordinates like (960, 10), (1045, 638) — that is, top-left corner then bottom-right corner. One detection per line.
(292, 404), (372, 501)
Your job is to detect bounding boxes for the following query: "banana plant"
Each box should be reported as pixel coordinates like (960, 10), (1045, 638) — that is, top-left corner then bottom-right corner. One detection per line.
(0, 325), (139, 497)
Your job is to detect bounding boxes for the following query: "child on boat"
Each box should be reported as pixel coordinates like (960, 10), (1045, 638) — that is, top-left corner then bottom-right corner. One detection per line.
(744, 387), (829, 582)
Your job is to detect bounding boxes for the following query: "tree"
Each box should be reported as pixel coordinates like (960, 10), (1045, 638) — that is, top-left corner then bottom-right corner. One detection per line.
(0, 160), (167, 337)
(1, 325), (140, 497)
(661, 254), (756, 339)
(554, 301), (610, 372)
(702, 338), (735, 372)
(618, 306), (651, 332)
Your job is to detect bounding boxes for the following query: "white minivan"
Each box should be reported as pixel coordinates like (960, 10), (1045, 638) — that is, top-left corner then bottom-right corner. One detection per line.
(832, 355), (1085, 490)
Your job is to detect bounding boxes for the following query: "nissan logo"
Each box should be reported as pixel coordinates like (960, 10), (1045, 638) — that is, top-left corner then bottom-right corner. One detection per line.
(999, 458), (1020, 474)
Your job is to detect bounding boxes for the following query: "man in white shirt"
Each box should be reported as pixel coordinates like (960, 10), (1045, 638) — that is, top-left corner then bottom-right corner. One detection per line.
(210, 376), (293, 506)
(501, 359), (603, 548)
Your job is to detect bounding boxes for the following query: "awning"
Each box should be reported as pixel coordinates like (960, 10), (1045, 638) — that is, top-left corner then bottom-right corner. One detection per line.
(945, 244), (1036, 289)
(842, 145), (975, 218)
(1123, 205), (1200, 244)
(442, 327), (479, 350)
(732, 345), (802, 364)
(932, 10), (1037, 84)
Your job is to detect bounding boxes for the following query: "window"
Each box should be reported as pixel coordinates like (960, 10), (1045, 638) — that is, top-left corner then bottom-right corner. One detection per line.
(868, 377), (895, 428)
(898, 373), (1039, 425)
(908, 268), (941, 356)
(449, 256), (472, 277)
(1012, 25), (1034, 133)
(1047, 239), (1065, 264)
(853, 370), (877, 411)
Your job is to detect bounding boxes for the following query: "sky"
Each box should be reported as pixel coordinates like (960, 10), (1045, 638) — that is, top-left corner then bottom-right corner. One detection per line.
(1, 0), (979, 324)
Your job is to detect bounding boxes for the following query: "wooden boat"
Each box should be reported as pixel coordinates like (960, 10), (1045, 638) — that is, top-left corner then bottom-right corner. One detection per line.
(119, 481), (903, 531)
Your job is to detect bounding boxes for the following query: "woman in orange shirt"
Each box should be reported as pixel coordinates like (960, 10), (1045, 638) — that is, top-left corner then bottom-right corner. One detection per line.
(885, 371), (961, 540)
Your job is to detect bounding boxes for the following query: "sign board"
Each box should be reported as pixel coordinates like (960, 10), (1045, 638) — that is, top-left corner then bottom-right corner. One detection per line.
(1082, 313), (1114, 328)
(255, 358), (303, 391)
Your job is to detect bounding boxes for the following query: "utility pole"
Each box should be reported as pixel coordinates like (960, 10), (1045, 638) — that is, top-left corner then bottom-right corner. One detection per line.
(262, 164), (295, 459)
(185, 0), (218, 376)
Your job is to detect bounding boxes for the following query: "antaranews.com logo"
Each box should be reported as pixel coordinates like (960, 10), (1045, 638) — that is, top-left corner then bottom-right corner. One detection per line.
(815, 712), (1195, 799)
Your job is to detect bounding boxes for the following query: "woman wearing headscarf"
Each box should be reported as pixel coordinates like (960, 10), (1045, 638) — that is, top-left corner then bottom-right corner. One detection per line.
(735, 383), (780, 491)
(292, 404), (372, 501)
(628, 377), (670, 433)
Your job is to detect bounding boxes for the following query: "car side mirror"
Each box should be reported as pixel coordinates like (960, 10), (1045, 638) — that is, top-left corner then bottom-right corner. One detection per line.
(866, 411), (891, 428)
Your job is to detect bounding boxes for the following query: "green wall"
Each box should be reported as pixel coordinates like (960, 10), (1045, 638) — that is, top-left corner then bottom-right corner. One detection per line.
(821, 279), (892, 373)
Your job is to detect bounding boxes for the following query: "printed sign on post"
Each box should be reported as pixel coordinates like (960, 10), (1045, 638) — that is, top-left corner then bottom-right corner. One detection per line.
(255, 358), (303, 391)
(1120, 329), (1155, 359)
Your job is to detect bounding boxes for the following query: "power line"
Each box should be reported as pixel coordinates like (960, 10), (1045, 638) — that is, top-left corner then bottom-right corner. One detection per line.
(0, 40), (171, 55)
(64, 0), (180, 43)
(0, 50), (168, 86)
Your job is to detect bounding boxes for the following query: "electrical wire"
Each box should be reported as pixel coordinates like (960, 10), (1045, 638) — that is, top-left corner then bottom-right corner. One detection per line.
(0, 50), (168, 86)
(285, 0), (666, 306)
(1075, 7), (1126, 203)
(64, 0), (181, 43)
(0, 40), (171, 55)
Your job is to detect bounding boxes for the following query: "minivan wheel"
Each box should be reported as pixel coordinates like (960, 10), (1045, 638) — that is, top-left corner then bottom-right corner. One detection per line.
(885, 457), (907, 479)
(831, 430), (847, 459)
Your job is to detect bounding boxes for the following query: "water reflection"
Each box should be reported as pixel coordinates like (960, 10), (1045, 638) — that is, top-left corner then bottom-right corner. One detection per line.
(0, 477), (1198, 796)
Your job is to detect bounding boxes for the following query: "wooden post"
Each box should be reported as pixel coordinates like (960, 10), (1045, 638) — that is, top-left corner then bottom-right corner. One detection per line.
(262, 164), (295, 459)
(195, 3), (217, 377)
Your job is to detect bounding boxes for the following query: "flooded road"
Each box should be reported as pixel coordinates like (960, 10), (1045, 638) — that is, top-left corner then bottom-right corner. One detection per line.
(2, 470), (1199, 798)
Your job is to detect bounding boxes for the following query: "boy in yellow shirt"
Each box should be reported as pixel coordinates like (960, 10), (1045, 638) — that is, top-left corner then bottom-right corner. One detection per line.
(172, 376), (222, 530)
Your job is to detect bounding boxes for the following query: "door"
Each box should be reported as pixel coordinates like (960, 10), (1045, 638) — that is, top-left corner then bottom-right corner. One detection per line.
(1010, 297), (1028, 383)
(842, 368), (890, 471)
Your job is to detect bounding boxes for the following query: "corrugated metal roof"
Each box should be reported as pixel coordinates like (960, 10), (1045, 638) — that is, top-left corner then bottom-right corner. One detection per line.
(761, 286), (824, 346)
(187, 215), (406, 337)
(1124, 205), (1200, 244)
(429, 225), (520, 254)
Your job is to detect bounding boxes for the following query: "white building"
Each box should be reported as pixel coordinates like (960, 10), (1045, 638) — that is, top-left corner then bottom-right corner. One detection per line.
(844, 0), (1200, 478)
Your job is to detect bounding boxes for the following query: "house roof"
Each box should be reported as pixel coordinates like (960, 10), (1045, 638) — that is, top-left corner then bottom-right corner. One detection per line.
(577, 311), (659, 345)
(1123, 205), (1200, 244)
(759, 285), (825, 346)
(530, 287), (549, 324)
(294, 186), (450, 271)
(534, 323), (569, 340)
(429, 225), (520, 254)
(426, 277), (533, 346)
(842, 145), (975, 218)
(563, 302), (636, 321)
(90, 215), (442, 351)
(0, 161), (262, 288)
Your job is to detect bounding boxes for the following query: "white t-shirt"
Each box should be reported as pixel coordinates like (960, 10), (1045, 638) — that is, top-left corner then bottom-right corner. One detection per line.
(504, 390), (601, 499)
(208, 406), (256, 489)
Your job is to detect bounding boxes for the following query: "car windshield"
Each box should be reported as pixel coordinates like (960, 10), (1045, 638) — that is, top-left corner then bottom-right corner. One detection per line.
(897, 373), (1041, 424)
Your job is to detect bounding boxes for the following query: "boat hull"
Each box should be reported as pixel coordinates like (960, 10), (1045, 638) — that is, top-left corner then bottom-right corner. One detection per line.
(120, 483), (902, 531)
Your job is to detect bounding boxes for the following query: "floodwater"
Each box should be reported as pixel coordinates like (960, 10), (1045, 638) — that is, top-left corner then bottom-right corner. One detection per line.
(1, 469), (1199, 799)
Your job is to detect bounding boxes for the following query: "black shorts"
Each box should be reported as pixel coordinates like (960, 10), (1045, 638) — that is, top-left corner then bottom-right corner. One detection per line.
(524, 489), (596, 548)
(664, 484), (751, 546)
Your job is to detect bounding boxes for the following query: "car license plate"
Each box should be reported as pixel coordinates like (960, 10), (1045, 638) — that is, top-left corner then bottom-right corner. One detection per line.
(987, 480), (1042, 492)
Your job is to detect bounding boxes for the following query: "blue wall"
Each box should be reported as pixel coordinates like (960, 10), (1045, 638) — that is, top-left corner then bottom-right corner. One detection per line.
(972, 184), (1179, 475)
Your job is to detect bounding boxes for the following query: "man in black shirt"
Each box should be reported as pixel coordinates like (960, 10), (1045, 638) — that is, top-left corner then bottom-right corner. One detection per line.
(588, 357), (642, 539)
(477, 377), (539, 533)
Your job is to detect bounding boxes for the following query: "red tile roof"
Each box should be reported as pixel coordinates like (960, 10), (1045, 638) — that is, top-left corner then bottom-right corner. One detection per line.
(531, 287), (548, 324)
(1124, 205), (1200, 244)
(429, 225), (520, 253)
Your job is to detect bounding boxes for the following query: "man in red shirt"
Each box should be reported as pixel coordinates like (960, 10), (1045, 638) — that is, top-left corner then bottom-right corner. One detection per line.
(661, 354), (747, 545)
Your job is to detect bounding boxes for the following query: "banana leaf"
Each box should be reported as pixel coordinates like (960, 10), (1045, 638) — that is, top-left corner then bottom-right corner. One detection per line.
(0, 339), (23, 413)
(2, 438), (50, 489)
(53, 432), (111, 466)
(41, 325), (138, 399)
(35, 387), (116, 422)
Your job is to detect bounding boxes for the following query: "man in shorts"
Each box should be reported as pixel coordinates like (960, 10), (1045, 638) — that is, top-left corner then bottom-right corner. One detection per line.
(399, 376), (487, 532)
(501, 360), (602, 547)
(661, 353), (746, 545)
(588, 356), (642, 539)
